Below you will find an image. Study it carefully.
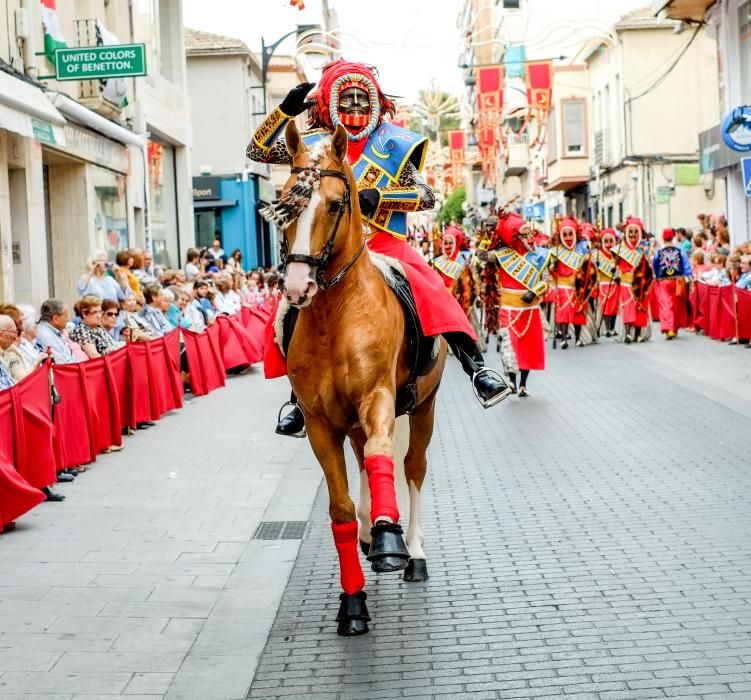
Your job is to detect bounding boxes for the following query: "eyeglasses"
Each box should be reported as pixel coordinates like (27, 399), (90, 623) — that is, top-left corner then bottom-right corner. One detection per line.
(103, 311), (118, 317)
(0, 328), (18, 337)
(85, 309), (103, 316)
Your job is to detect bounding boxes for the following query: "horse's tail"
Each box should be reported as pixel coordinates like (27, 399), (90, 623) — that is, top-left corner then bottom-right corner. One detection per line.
(393, 415), (411, 520)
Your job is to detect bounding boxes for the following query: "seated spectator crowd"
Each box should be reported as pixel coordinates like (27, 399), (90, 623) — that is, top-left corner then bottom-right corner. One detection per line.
(0, 244), (278, 519)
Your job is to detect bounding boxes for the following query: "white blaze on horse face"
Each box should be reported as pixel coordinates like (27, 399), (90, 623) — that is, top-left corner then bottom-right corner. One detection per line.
(284, 190), (321, 305)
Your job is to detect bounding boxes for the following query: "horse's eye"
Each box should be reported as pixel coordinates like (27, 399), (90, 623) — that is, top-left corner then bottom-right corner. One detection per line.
(329, 201), (342, 214)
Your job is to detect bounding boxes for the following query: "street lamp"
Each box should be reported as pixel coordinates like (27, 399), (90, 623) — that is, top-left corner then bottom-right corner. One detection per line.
(257, 24), (319, 115)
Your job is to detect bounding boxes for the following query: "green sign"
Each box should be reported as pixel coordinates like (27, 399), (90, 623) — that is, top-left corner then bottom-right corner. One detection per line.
(54, 44), (147, 81)
(31, 118), (57, 145)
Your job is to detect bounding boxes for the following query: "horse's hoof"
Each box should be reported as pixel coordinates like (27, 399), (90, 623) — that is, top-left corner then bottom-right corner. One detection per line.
(366, 522), (410, 572)
(359, 539), (371, 557)
(403, 558), (429, 582)
(336, 591), (370, 637)
(371, 555), (408, 573)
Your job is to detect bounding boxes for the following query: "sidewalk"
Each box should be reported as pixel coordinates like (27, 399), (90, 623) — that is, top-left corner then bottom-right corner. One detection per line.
(0, 369), (322, 699)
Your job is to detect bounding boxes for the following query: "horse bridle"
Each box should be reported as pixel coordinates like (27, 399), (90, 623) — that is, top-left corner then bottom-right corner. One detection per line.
(280, 166), (365, 291)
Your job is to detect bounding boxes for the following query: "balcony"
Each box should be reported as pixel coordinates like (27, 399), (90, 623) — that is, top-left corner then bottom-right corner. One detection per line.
(505, 143), (528, 177)
(652, 0), (716, 22)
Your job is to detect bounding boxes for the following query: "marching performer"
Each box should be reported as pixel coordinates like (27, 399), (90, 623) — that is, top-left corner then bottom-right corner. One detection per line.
(595, 228), (620, 337)
(489, 210), (548, 397)
(431, 226), (469, 288)
(613, 216), (654, 343)
(550, 217), (589, 348)
(653, 228), (692, 340)
(248, 60), (510, 436)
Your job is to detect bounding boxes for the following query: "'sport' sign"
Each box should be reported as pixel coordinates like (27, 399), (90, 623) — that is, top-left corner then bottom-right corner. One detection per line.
(54, 44), (147, 81)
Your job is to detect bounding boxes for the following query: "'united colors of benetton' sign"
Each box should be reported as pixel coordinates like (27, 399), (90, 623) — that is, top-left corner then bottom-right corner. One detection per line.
(54, 44), (147, 81)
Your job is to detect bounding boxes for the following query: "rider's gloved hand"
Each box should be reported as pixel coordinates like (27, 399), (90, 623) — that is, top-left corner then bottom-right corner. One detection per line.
(358, 189), (381, 218)
(280, 82), (316, 117)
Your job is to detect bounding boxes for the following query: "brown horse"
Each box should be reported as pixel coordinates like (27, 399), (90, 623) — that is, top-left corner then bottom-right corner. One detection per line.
(274, 121), (446, 636)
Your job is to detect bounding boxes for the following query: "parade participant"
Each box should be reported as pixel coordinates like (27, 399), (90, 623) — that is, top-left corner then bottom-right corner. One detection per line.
(595, 228), (620, 337)
(489, 210), (548, 397)
(550, 216), (589, 348)
(653, 228), (692, 340)
(431, 226), (469, 288)
(248, 60), (510, 436)
(613, 216), (654, 343)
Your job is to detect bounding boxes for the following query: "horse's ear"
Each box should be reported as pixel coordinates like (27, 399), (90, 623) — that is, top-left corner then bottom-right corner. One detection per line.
(331, 124), (348, 164)
(285, 120), (306, 159)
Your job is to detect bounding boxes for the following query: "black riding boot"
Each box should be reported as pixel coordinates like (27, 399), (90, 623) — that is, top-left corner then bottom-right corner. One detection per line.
(276, 392), (306, 438)
(444, 332), (512, 408)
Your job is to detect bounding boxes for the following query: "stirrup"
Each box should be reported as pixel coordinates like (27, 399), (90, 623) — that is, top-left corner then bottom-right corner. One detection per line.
(471, 367), (513, 409)
(276, 401), (306, 438)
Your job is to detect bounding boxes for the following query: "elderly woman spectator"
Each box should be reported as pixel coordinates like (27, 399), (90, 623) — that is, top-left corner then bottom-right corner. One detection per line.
(15, 303), (43, 365)
(70, 296), (120, 358)
(736, 255), (751, 290)
(166, 286), (192, 330)
(101, 299), (125, 342)
(120, 295), (152, 342)
(139, 284), (172, 338)
(213, 273), (242, 315)
(77, 250), (130, 301)
(115, 250), (144, 302)
(700, 253), (730, 286)
(0, 305), (47, 381)
(0, 315), (19, 390)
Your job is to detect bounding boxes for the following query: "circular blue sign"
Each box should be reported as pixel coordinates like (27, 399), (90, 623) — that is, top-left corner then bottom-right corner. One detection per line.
(721, 106), (751, 152)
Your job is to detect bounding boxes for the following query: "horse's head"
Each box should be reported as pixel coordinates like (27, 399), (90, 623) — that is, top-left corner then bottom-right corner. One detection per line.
(273, 121), (356, 307)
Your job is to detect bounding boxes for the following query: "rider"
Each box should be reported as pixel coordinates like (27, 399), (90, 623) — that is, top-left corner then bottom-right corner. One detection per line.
(247, 59), (510, 436)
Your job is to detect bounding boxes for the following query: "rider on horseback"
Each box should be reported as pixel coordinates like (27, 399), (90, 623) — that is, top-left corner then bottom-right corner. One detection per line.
(248, 60), (510, 436)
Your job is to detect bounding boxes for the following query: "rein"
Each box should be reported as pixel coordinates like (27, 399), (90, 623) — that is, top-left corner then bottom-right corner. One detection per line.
(280, 165), (364, 291)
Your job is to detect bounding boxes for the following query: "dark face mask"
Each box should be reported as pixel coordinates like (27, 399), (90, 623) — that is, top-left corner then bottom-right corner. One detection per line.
(338, 87), (369, 116)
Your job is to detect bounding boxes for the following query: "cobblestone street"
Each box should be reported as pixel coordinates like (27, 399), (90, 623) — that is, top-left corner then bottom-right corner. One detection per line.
(2, 333), (751, 699)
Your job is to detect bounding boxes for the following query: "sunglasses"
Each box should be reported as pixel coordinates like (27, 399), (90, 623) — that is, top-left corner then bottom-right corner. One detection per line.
(103, 311), (118, 317)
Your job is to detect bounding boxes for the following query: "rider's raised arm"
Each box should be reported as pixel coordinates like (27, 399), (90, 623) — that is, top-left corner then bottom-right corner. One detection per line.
(373, 162), (435, 214)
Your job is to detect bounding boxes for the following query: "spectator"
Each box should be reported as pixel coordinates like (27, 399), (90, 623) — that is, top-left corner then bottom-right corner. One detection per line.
(211, 238), (226, 263)
(213, 274), (241, 315)
(716, 228), (731, 256)
(0, 305), (46, 381)
(101, 299), (125, 342)
(119, 295), (152, 342)
(264, 273), (281, 312)
(115, 250), (143, 302)
(239, 271), (261, 307)
(736, 255), (751, 290)
(37, 299), (82, 364)
(700, 253), (729, 286)
(166, 286), (192, 330)
(418, 239), (432, 262)
(70, 296), (120, 358)
(691, 249), (709, 279)
(190, 279), (215, 328)
(15, 303), (43, 366)
(202, 249), (220, 274)
(0, 315), (17, 390)
(676, 228), (692, 254)
(185, 248), (202, 281)
(134, 248), (158, 287)
(139, 284), (172, 337)
(227, 249), (244, 274)
(77, 250), (129, 301)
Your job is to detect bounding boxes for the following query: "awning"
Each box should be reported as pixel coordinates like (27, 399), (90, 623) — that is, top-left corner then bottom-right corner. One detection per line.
(652, 0), (716, 22)
(193, 199), (237, 209)
(0, 70), (66, 146)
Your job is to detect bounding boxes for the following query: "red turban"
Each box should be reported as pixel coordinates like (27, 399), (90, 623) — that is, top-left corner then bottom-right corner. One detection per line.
(580, 223), (596, 241)
(560, 216), (579, 234)
(662, 228), (675, 242)
(494, 211), (526, 249)
(443, 226), (466, 259)
(624, 216), (645, 232)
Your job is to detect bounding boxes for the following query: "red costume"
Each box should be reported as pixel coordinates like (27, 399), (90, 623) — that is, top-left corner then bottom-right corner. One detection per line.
(615, 217), (652, 329)
(431, 227), (468, 288)
(551, 217), (587, 326)
(596, 228), (620, 317)
(653, 228), (692, 337)
(492, 212), (546, 371)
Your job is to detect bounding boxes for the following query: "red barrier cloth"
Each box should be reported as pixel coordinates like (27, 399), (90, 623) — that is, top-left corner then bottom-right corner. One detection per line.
(0, 390), (45, 526)
(79, 357), (122, 455)
(656, 279), (688, 334)
(127, 342), (158, 424)
(52, 363), (95, 470)
(693, 283), (708, 331)
(738, 289), (751, 339)
(707, 286), (737, 340)
(9, 366), (56, 490)
(105, 347), (133, 429)
(241, 307), (268, 349)
(147, 332), (183, 416)
(183, 327), (225, 396)
(217, 315), (262, 370)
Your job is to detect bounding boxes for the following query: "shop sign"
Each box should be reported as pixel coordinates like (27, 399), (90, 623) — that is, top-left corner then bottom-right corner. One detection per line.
(54, 124), (130, 173)
(742, 157), (751, 198)
(31, 118), (57, 146)
(700, 123), (745, 173)
(192, 176), (221, 201)
(523, 201), (545, 220)
(55, 44), (147, 81)
(721, 106), (751, 152)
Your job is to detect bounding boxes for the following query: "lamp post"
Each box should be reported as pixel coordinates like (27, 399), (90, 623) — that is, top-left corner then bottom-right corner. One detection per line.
(257, 24), (319, 115)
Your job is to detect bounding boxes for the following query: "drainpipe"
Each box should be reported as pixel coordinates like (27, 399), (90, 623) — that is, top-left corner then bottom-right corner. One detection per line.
(19, 0), (38, 80)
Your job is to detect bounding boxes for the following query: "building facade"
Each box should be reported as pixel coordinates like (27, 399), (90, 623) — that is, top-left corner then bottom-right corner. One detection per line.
(0, 0), (194, 307)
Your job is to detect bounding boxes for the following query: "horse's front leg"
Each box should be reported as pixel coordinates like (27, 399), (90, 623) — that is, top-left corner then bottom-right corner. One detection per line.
(306, 415), (370, 636)
(358, 388), (410, 573)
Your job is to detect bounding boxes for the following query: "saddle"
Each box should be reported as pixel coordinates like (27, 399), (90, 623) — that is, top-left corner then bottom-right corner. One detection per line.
(278, 263), (438, 417)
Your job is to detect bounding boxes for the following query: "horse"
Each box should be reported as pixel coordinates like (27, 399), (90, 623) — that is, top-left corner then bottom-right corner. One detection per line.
(272, 121), (447, 636)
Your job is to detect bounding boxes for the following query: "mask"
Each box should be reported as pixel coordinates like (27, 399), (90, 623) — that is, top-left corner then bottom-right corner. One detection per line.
(560, 227), (576, 250)
(442, 234), (456, 259)
(338, 87), (370, 126)
(602, 236), (615, 251)
(625, 226), (641, 248)
(328, 74), (381, 142)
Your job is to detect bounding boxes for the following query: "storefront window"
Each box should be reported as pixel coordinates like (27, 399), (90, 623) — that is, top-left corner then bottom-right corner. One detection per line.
(740, 2), (751, 104)
(92, 166), (128, 259)
(149, 140), (179, 268)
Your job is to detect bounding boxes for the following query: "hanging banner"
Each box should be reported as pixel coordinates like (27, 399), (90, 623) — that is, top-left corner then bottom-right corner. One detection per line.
(448, 130), (466, 164)
(526, 60), (553, 111)
(476, 65), (504, 129)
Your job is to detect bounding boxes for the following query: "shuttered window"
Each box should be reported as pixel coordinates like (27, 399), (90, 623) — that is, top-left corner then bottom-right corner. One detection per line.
(562, 99), (586, 157)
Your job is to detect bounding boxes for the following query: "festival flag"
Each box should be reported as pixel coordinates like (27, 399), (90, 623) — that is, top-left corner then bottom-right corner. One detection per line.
(448, 130), (466, 165)
(476, 65), (504, 129)
(526, 60), (553, 111)
(40, 0), (67, 64)
(96, 21), (129, 108)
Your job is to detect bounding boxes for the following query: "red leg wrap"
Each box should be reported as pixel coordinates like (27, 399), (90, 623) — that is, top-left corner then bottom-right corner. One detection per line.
(331, 521), (365, 595)
(364, 454), (400, 524)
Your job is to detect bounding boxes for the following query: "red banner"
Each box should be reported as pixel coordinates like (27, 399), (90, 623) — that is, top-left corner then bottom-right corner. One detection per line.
(525, 60), (552, 111)
(448, 130), (465, 165)
(476, 65), (504, 128)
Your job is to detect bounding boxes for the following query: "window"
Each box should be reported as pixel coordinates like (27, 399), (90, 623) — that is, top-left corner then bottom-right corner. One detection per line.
(562, 99), (586, 157)
(92, 167), (128, 259)
(148, 140), (179, 268)
(548, 106), (558, 163)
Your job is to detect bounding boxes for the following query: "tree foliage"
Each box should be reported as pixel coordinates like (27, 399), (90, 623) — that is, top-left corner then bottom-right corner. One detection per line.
(437, 186), (465, 225)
